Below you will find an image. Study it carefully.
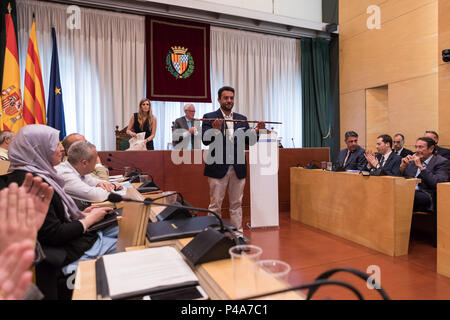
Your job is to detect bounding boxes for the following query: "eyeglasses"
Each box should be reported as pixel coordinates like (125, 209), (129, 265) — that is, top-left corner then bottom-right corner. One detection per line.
(186, 110), (195, 113)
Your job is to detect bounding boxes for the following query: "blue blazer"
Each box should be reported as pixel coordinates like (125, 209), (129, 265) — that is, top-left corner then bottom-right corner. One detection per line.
(201, 109), (257, 179)
(337, 145), (367, 171)
(367, 152), (402, 176)
(403, 154), (449, 194)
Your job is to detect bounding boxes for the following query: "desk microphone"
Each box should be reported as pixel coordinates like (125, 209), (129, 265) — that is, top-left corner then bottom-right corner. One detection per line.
(107, 153), (142, 173)
(107, 194), (243, 265)
(291, 138), (295, 148)
(242, 267), (390, 300)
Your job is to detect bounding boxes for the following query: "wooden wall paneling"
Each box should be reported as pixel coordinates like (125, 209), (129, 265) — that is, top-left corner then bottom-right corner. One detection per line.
(340, 90), (366, 149)
(438, 182), (450, 278)
(365, 86), (389, 151)
(388, 74), (438, 150)
(340, 2), (438, 94)
(438, 0), (450, 147)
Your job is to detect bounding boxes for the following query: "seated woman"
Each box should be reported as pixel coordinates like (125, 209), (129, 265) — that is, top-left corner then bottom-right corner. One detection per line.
(6, 125), (118, 278)
(126, 98), (157, 150)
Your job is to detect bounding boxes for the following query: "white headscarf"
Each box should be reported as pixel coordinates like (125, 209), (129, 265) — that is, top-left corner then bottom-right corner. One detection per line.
(9, 124), (84, 221)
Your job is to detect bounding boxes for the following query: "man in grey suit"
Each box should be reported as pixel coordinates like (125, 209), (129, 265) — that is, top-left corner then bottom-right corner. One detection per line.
(172, 104), (201, 149)
(336, 131), (367, 171)
(400, 137), (449, 212)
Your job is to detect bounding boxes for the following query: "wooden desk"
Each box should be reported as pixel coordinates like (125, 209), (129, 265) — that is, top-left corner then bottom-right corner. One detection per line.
(72, 238), (302, 300)
(290, 168), (419, 256)
(438, 183), (450, 278)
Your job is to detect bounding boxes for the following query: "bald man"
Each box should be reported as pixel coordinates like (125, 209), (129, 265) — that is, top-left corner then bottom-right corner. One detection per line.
(172, 104), (201, 149)
(61, 133), (109, 180)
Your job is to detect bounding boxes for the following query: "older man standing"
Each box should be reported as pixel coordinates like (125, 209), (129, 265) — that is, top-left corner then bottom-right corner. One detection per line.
(172, 104), (201, 149)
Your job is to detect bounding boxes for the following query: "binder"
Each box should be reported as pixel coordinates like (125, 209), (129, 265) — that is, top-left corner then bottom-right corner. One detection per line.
(95, 246), (199, 300)
(146, 215), (236, 242)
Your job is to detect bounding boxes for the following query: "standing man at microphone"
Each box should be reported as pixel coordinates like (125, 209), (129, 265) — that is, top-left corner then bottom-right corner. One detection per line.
(202, 86), (265, 232)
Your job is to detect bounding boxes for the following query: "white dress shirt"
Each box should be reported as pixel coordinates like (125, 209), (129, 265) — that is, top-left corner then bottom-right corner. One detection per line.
(55, 161), (109, 202)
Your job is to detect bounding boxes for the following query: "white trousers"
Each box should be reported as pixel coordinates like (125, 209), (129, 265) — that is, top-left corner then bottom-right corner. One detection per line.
(207, 166), (246, 230)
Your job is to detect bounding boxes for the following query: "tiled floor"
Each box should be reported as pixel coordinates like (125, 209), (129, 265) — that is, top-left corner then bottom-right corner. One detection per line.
(241, 212), (450, 300)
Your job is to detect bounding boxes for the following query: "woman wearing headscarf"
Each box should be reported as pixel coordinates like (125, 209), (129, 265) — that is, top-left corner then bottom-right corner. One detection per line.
(6, 125), (118, 279)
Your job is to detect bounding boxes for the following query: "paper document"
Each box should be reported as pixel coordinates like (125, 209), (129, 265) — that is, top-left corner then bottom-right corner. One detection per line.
(101, 246), (198, 299)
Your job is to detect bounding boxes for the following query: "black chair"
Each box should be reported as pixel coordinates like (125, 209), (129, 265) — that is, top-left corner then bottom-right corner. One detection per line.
(412, 190), (437, 248)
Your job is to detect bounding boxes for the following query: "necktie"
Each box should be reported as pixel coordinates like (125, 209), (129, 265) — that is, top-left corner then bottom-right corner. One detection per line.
(379, 156), (385, 167)
(343, 150), (351, 167)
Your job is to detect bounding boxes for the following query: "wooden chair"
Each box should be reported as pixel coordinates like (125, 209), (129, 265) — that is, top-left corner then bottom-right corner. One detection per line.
(115, 125), (131, 151)
(0, 160), (10, 175)
(412, 191), (437, 247)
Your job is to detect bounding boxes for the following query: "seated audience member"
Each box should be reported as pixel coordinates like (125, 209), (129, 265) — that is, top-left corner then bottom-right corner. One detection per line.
(0, 130), (15, 160)
(364, 134), (402, 176)
(393, 133), (414, 158)
(400, 137), (449, 211)
(0, 173), (54, 300)
(61, 133), (109, 181)
(337, 131), (367, 171)
(55, 141), (122, 203)
(424, 131), (450, 161)
(6, 125), (118, 281)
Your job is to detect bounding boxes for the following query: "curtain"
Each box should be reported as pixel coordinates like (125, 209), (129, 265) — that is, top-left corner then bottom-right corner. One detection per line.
(16, 0), (145, 150)
(301, 37), (332, 148)
(153, 26), (302, 150)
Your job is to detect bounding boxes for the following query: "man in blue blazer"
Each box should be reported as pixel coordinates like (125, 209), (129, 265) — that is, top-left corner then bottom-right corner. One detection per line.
(364, 134), (402, 176)
(202, 86), (265, 231)
(336, 131), (367, 171)
(401, 137), (449, 212)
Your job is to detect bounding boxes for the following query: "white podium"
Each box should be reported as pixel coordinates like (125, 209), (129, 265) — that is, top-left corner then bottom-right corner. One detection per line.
(249, 131), (279, 228)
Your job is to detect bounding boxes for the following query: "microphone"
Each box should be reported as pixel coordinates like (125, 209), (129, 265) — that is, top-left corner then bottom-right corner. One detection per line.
(107, 153), (142, 173)
(107, 193), (242, 265)
(242, 267), (390, 300)
(291, 138), (295, 148)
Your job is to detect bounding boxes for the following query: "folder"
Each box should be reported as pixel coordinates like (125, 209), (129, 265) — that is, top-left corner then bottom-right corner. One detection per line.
(146, 215), (236, 242)
(95, 246), (199, 300)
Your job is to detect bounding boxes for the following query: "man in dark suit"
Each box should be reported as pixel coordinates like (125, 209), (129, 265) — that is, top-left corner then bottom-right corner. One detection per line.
(202, 86), (265, 231)
(172, 104), (201, 149)
(364, 134), (402, 176)
(424, 131), (450, 160)
(393, 133), (414, 158)
(336, 131), (367, 171)
(401, 137), (449, 212)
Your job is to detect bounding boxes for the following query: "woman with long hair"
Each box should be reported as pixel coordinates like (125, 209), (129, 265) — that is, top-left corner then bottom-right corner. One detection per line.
(126, 98), (157, 150)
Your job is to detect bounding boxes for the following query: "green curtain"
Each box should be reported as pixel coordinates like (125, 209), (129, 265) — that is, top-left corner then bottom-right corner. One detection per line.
(0, 0), (18, 90)
(301, 37), (332, 149)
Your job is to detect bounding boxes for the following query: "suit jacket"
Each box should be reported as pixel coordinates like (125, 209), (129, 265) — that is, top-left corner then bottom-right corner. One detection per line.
(394, 148), (414, 158)
(436, 146), (450, 161)
(172, 116), (201, 149)
(403, 154), (449, 195)
(367, 152), (402, 176)
(337, 146), (367, 171)
(202, 109), (257, 179)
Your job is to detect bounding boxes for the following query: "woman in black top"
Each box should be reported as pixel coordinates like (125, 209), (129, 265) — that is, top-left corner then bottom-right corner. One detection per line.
(6, 125), (117, 275)
(126, 98), (157, 150)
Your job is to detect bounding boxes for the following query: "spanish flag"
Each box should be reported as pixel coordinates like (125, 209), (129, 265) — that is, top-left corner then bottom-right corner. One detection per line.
(23, 15), (46, 125)
(1, 3), (24, 132)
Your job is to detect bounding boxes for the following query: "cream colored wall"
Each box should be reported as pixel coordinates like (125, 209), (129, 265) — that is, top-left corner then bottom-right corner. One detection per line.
(339, 0), (439, 150)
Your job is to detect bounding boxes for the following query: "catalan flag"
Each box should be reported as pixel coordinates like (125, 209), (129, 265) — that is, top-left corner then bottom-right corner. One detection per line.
(1, 3), (24, 132)
(47, 27), (66, 141)
(23, 15), (46, 126)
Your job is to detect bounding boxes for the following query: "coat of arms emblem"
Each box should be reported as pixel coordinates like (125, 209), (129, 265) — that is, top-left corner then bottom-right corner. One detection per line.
(166, 46), (194, 79)
(1, 85), (23, 124)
